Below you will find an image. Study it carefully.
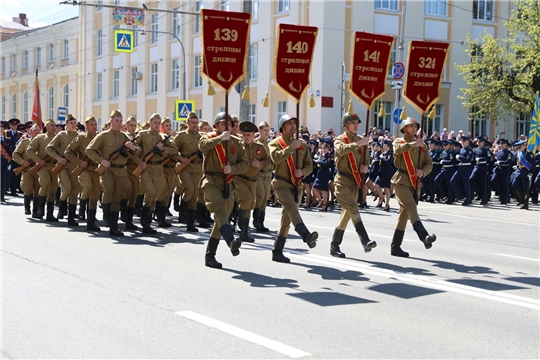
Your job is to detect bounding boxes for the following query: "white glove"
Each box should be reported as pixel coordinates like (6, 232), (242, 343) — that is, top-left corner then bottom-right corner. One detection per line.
(456, 154), (460, 160)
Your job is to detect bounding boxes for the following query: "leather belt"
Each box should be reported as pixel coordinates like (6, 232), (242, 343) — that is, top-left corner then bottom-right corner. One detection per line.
(460, 163), (472, 166)
(398, 168), (410, 175)
(109, 164), (124, 168)
(337, 170), (353, 180)
(205, 171), (225, 177)
(275, 174), (294, 185)
(476, 161), (487, 164)
(237, 174), (257, 182)
(443, 165), (453, 168)
(191, 160), (202, 164)
(147, 160), (163, 165)
(499, 164), (509, 167)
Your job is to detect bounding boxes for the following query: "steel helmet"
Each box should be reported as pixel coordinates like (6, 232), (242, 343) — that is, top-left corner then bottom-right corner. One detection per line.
(279, 114), (297, 131)
(342, 112), (361, 126)
(213, 112), (233, 125)
(399, 117), (420, 133)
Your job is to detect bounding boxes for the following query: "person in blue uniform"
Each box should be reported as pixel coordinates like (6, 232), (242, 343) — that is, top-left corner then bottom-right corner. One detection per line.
(531, 145), (540, 204)
(0, 121), (12, 203)
(374, 139), (394, 211)
(484, 139), (495, 202)
(426, 139), (442, 202)
(469, 137), (491, 205)
(491, 139), (513, 204)
(510, 139), (534, 209)
(7, 118), (22, 196)
(312, 141), (334, 212)
(302, 138), (318, 209)
(451, 136), (474, 205)
(435, 140), (454, 203)
(361, 141), (381, 208)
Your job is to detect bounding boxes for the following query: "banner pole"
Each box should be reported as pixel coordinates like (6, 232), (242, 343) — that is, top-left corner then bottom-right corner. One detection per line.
(223, 92), (230, 199)
(294, 102), (300, 203)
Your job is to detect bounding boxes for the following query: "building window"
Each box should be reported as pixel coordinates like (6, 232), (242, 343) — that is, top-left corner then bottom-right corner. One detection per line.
(375, 0), (398, 11)
(473, 0), (493, 21)
(150, 63), (158, 93)
(249, 104), (256, 123)
(36, 47), (41, 66)
(97, 30), (103, 56)
(48, 88), (54, 119)
(172, 9), (181, 37)
(133, 25), (139, 47)
(114, 0), (120, 5)
(388, 39), (397, 75)
(23, 92), (28, 122)
(249, 44), (258, 80)
(219, 0), (229, 11)
(470, 107), (487, 138)
(12, 94), (17, 118)
(516, 112), (530, 138)
(195, 109), (202, 118)
(171, 59), (180, 90)
(63, 85), (69, 107)
(151, 14), (159, 43)
(112, 70), (120, 98)
(97, 0), (103, 11)
(194, 1), (203, 34)
(23, 51), (29, 69)
(278, 0), (290, 13)
(277, 101), (287, 122)
(373, 101), (392, 131)
(96, 73), (102, 100)
(426, 104), (443, 137)
(252, 0), (259, 20)
(425, 0), (447, 16)
(63, 39), (69, 59)
(48, 44), (54, 63)
(1, 96), (5, 120)
(194, 55), (202, 88)
(131, 67), (138, 96)
(11, 54), (16, 72)
(1, 57), (5, 74)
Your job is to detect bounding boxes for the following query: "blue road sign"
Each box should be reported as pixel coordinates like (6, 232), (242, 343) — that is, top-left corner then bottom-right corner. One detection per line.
(392, 62), (405, 80)
(114, 30), (134, 53)
(393, 107), (403, 125)
(175, 100), (195, 121)
(57, 107), (68, 122)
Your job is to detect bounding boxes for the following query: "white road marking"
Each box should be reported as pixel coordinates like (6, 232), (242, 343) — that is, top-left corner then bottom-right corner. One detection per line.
(176, 311), (311, 358)
(495, 253), (540, 262)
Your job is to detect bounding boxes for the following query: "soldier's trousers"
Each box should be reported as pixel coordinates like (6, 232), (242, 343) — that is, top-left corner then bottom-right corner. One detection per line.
(204, 182), (234, 239)
(141, 165), (166, 211)
(21, 170), (40, 196)
(79, 167), (101, 210)
(163, 167), (178, 205)
(255, 173), (272, 211)
(273, 184), (303, 238)
(451, 166), (472, 203)
(234, 177), (257, 213)
(37, 164), (58, 201)
(59, 168), (82, 205)
(100, 167), (130, 212)
(179, 167), (202, 210)
(394, 182), (421, 231)
(126, 165), (141, 208)
(335, 180), (362, 230)
(469, 165), (488, 203)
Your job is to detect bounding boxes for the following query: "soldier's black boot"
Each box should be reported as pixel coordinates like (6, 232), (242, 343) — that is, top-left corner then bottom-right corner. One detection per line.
(229, 202), (239, 230)
(126, 207), (139, 230)
(258, 211), (270, 232)
(32, 196), (40, 219)
(46, 201), (58, 222)
(86, 209), (101, 231)
(412, 221), (436, 249)
(390, 229), (409, 257)
(109, 211), (124, 236)
(196, 202), (210, 228)
(67, 204), (79, 226)
(102, 202), (111, 227)
(521, 197), (529, 210)
(57, 200), (68, 220)
(120, 199), (128, 222)
(237, 210), (255, 242)
(178, 199), (188, 224)
(330, 228), (346, 258)
(24, 195), (32, 215)
(272, 236), (290, 263)
(295, 223), (318, 249)
(135, 194), (144, 217)
(205, 237), (223, 269)
(37, 196), (46, 218)
(167, 196), (173, 216)
(140, 206), (157, 234)
(157, 201), (172, 228)
(186, 208), (199, 232)
(355, 221), (377, 253)
(220, 224), (241, 256)
(174, 193), (181, 212)
(78, 198), (87, 221)
(252, 208), (262, 230)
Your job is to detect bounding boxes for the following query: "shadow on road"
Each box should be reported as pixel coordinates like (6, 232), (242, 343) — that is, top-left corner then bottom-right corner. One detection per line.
(504, 276), (540, 287)
(222, 268), (299, 288)
(290, 262), (370, 282)
(446, 278), (527, 291)
(351, 258), (436, 276)
(367, 282), (445, 299)
(412, 258), (500, 274)
(286, 291), (377, 306)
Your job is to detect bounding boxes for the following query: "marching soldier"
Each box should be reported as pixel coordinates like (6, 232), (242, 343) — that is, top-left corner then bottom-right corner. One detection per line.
(469, 137), (491, 205)
(174, 112), (204, 232)
(233, 121), (271, 242)
(195, 119), (214, 228)
(64, 116), (101, 231)
(199, 112), (248, 269)
(510, 139), (534, 209)
(491, 139), (513, 204)
(330, 113), (376, 258)
(122, 116), (142, 230)
(390, 117), (436, 257)
(269, 114), (318, 263)
(450, 136), (474, 206)
(86, 110), (141, 236)
(7, 118), (22, 196)
(46, 114), (81, 225)
(253, 121), (273, 232)
(1, 121), (13, 203)
(12, 124), (41, 217)
(159, 117), (181, 224)
(26, 119), (59, 221)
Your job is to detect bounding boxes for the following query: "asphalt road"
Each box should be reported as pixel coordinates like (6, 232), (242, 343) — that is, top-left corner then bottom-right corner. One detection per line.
(2, 195), (539, 359)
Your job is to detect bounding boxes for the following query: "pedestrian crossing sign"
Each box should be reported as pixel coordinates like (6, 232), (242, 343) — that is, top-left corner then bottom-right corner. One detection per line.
(175, 100), (195, 121)
(114, 29), (134, 53)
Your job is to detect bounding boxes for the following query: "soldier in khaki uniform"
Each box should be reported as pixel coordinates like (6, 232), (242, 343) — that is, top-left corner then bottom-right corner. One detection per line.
(174, 112), (204, 232)
(159, 117), (180, 222)
(233, 121), (271, 242)
(391, 117), (436, 257)
(46, 114), (81, 226)
(134, 113), (178, 233)
(86, 109), (141, 236)
(253, 121), (272, 232)
(195, 120), (213, 228)
(12, 124), (41, 217)
(122, 116), (142, 230)
(64, 116), (101, 231)
(269, 115), (318, 263)
(199, 112), (248, 269)
(330, 113), (377, 258)
(26, 119), (59, 222)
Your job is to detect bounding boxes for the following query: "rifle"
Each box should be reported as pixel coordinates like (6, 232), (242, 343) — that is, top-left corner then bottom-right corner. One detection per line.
(414, 115), (426, 204)
(71, 157), (91, 177)
(174, 150), (203, 175)
(132, 134), (171, 177)
(30, 155), (52, 175)
(14, 160), (34, 176)
(52, 160), (65, 175)
(96, 135), (139, 176)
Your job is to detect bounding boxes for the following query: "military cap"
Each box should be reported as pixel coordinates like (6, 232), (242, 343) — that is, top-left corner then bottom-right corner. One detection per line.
(45, 118), (56, 126)
(213, 112), (233, 125)
(342, 112), (360, 126)
(441, 140), (449, 146)
(258, 120), (269, 128)
(25, 121), (33, 129)
(231, 115), (239, 123)
(309, 139), (318, 146)
(498, 138), (510, 146)
(278, 114), (297, 131)
(428, 138), (438, 144)
(161, 116), (171, 125)
(179, 122), (188, 130)
(0, 121), (8, 128)
(199, 120), (210, 128)
(85, 115), (96, 123)
(399, 117), (420, 133)
(383, 139), (393, 146)
(460, 136), (470, 142)
(302, 134), (310, 142)
(188, 111), (198, 119)
(17, 124), (25, 131)
(110, 109), (122, 118)
(141, 121), (150, 128)
(149, 112), (161, 121)
(484, 140), (492, 147)
(66, 114), (76, 122)
(476, 137), (485, 143)
(455, 141), (462, 148)
(514, 139), (526, 146)
(239, 121), (258, 133)
(8, 118), (20, 125)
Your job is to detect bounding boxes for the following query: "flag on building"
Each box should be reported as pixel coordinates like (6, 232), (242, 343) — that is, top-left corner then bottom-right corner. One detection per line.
(32, 69), (42, 130)
(528, 91), (540, 153)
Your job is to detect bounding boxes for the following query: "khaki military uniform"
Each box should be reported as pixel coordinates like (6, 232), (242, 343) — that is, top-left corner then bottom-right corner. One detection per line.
(86, 129), (141, 212)
(174, 129), (203, 209)
(334, 132), (370, 230)
(126, 145), (143, 208)
(64, 132), (100, 210)
(234, 141), (270, 213)
(46, 130), (81, 205)
(255, 137), (273, 211)
(391, 134), (433, 230)
(269, 135), (312, 238)
(26, 133), (58, 201)
(13, 138), (40, 197)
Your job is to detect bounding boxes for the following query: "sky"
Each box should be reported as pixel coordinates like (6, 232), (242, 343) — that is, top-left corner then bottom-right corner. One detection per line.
(1, 0), (79, 27)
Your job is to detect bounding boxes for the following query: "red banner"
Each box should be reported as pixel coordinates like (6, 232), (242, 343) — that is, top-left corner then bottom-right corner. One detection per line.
(349, 32), (394, 109)
(32, 69), (42, 130)
(201, 9), (251, 92)
(403, 40), (450, 114)
(274, 24), (318, 103)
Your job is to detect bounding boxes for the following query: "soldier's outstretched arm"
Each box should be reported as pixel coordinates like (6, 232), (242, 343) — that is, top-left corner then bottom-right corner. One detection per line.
(268, 140), (295, 165)
(199, 133), (224, 152)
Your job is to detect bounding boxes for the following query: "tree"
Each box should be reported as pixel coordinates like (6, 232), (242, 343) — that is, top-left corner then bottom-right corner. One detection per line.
(455, 0), (540, 124)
